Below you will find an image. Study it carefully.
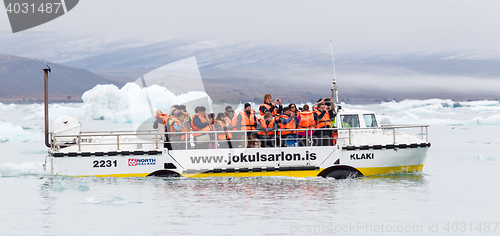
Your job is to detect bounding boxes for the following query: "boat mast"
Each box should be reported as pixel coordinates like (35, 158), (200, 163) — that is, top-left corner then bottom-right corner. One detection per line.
(330, 40), (339, 112)
(44, 65), (51, 148)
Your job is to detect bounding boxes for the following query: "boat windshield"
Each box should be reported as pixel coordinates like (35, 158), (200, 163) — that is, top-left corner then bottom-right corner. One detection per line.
(363, 114), (378, 127)
(340, 115), (359, 128)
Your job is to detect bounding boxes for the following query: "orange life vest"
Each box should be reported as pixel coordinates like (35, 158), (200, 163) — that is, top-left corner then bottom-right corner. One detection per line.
(239, 110), (256, 131)
(279, 114), (296, 135)
(191, 114), (214, 136)
(155, 113), (169, 128)
(260, 103), (278, 120)
(314, 110), (331, 128)
(299, 111), (315, 129)
(224, 114), (238, 130)
(215, 120), (232, 140)
(171, 118), (190, 140)
(258, 117), (276, 136)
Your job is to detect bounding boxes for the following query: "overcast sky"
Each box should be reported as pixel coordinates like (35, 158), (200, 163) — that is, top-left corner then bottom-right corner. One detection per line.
(2, 0), (500, 56)
(2, 0), (500, 100)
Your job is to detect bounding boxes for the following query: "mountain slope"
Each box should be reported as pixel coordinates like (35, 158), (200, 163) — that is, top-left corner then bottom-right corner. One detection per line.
(0, 54), (124, 102)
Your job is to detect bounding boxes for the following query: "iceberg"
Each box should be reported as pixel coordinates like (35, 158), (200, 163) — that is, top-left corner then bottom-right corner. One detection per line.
(0, 123), (34, 142)
(0, 103), (16, 112)
(74, 83), (212, 123)
(23, 104), (77, 121)
(0, 161), (46, 177)
(73, 57), (215, 125)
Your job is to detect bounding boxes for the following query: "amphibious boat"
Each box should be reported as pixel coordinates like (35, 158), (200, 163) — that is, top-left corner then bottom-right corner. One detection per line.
(41, 65), (430, 179)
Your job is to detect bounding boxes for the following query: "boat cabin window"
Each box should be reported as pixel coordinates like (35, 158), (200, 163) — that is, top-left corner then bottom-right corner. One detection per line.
(340, 115), (360, 128)
(363, 114), (378, 127)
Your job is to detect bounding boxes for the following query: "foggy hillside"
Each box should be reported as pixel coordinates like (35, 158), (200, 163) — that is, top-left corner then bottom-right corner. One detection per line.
(0, 54), (124, 102)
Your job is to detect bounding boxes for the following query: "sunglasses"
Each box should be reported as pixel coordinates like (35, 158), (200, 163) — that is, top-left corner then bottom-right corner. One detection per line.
(227, 110), (234, 112)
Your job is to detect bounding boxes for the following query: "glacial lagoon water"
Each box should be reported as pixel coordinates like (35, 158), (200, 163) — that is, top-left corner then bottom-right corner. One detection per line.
(1, 100), (499, 235)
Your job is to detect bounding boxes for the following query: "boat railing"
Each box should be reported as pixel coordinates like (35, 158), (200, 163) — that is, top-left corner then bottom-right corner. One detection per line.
(50, 124), (429, 152)
(380, 124), (429, 144)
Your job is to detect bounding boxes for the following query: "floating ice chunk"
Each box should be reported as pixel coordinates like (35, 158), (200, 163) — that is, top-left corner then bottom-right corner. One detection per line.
(23, 104), (77, 120)
(0, 103), (16, 112)
(0, 161), (45, 177)
(378, 99), (456, 111)
(0, 123), (33, 142)
(40, 181), (90, 192)
(462, 100), (499, 107)
(76, 84), (127, 121)
(400, 111), (421, 121)
(464, 115), (500, 125)
(377, 99), (500, 114)
(74, 83), (213, 123)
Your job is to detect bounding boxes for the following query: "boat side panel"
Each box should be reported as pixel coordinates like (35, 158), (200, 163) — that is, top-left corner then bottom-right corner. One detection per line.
(168, 147), (335, 171)
(51, 153), (172, 177)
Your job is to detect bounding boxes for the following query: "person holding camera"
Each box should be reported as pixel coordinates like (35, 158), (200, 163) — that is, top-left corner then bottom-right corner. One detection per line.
(314, 98), (336, 146)
(259, 93), (283, 121)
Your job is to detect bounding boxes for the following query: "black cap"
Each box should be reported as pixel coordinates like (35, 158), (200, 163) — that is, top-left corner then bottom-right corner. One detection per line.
(244, 103), (251, 109)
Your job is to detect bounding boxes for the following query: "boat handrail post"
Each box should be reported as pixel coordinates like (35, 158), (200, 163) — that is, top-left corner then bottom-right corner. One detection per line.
(244, 131), (247, 148)
(421, 127), (424, 140)
(155, 134), (158, 149)
(426, 126), (429, 142)
(77, 135), (81, 152)
(393, 127), (396, 144)
(305, 129), (308, 146)
(215, 130), (219, 149)
(277, 130), (280, 147)
(50, 132), (54, 150)
(116, 135), (120, 150)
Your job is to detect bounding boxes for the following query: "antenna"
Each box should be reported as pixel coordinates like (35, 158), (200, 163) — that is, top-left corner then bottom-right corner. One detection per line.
(330, 40), (339, 111)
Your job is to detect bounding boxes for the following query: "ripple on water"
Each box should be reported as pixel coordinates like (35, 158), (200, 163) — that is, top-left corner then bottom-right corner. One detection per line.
(85, 196), (143, 205)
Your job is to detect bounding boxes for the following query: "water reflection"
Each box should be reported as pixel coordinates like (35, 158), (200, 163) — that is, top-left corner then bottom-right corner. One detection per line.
(361, 173), (426, 184)
(34, 174), (429, 235)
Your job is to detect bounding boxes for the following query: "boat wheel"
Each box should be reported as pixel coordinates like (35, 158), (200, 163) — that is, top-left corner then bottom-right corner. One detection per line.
(323, 169), (361, 179)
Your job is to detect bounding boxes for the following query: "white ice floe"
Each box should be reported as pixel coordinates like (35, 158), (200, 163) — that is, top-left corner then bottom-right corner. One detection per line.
(0, 123), (33, 142)
(74, 83), (211, 123)
(0, 161), (46, 177)
(85, 196), (142, 205)
(23, 104), (78, 121)
(375, 99), (500, 125)
(0, 103), (16, 112)
(378, 99), (500, 112)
